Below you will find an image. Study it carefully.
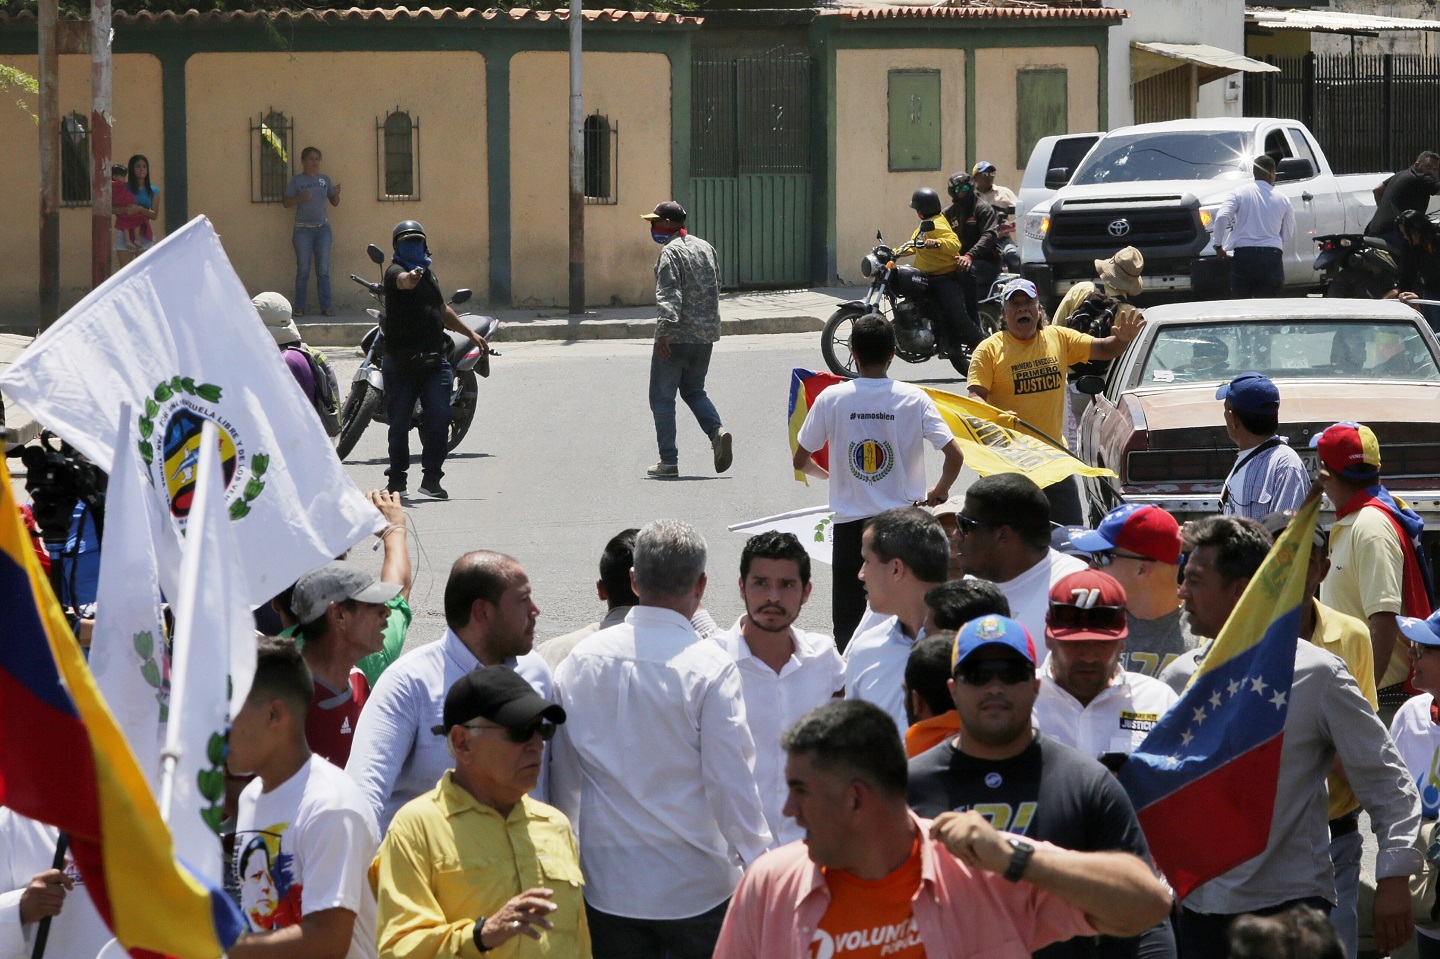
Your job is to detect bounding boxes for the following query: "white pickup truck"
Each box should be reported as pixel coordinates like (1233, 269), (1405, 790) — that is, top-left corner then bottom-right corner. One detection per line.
(1016, 118), (1383, 303)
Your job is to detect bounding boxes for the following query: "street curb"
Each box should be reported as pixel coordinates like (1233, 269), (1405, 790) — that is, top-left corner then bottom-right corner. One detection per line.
(296, 313), (825, 348)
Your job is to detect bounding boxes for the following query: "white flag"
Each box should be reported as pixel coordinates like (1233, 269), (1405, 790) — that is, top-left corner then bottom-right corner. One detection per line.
(89, 405), (169, 795)
(161, 421), (256, 885)
(729, 505), (835, 565)
(0, 216), (379, 605)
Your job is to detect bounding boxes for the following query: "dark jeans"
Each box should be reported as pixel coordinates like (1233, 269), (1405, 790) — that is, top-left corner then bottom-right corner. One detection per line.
(1177, 897), (1332, 959)
(586, 899), (728, 959)
(381, 354), (452, 488)
(832, 518), (869, 653)
(1419, 932), (1440, 958)
(971, 256), (1001, 308)
(1228, 247), (1284, 299)
(929, 270), (983, 351)
(292, 223), (333, 312)
(649, 342), (722, 466)
(1044, 476), (1085, 527)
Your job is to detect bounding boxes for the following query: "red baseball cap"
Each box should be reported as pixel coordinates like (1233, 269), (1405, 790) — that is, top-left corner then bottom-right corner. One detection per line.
(1310, 421), (1380, 480)
(1068, 503), (1182, 565)
(1046, 570), (1129, 642)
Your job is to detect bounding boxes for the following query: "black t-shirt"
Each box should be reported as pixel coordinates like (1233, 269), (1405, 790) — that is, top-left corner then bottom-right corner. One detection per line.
(382, 262), (448, 356)
(908, 733), (1155, 959)
(1368, 167), (1440, 236)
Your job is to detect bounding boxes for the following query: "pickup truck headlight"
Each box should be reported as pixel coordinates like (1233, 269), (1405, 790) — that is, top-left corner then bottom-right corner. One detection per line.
(1024, 212), (1050, 241)
(1199, 206), (1220, 232)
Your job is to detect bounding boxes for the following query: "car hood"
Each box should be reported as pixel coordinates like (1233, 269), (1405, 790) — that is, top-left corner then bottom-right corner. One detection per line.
(1052, 178), (1249, 207)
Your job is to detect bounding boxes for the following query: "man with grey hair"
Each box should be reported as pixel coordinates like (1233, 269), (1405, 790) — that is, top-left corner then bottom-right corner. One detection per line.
(551, 519), (772, 959)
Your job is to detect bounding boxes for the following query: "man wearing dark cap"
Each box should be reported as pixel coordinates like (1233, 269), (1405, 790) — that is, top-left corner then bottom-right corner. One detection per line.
(374, 667), (590, 958)
(1212, 155), (1295, 298)
(1216, 372), (1308, 521)
(641, 200), (731, 479)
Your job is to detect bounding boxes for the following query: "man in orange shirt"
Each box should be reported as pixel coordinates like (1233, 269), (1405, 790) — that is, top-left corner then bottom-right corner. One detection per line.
(713, 699), (1172, 959)
(903, 633), (961, 758)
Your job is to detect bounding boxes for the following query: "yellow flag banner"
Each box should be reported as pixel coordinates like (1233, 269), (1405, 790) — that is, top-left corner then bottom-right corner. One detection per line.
(919, 386), (1116, 490)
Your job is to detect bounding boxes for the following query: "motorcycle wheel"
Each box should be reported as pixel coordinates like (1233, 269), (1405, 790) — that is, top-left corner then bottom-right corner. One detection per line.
(820, 306), (870, 378)
(977, 302), (1003, 338)
(336, 383), (382, 461)
(447, 370), (479, 452)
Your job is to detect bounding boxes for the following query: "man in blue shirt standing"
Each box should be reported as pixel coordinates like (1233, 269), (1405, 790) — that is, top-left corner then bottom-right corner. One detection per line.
(283, 146), (341, 317)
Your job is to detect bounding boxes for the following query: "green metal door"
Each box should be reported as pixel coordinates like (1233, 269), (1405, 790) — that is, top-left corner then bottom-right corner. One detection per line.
(690, 51), (813, 289)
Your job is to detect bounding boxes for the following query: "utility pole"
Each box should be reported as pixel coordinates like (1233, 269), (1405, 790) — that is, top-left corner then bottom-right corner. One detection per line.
(37, 0), (59, 329)
(567, 0), (585, 315)
(90, 0), (112, 288)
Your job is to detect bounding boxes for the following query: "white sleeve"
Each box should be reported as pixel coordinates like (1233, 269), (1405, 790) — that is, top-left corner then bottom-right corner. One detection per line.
(920, 395), (954, 448)
(0, 888), (29, 959)
(1213, 191), (1238, 247)
(548, 664), (583, 834)
(295, 808), (379, 918)
(345, 669), (419, 825)
(699, 664), (774, 862)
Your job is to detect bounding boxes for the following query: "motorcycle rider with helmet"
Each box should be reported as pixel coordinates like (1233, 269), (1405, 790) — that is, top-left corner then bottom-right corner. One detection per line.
(1394, 209), (1440, 331)
(942, 172), (1002, 332)
(908, 186), (981, 361)
(381, 220), (488, 500)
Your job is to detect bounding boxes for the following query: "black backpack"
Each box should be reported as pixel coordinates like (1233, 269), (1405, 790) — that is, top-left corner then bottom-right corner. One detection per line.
(285, 343), (342, 436)
(1065, 289), (1122, 379)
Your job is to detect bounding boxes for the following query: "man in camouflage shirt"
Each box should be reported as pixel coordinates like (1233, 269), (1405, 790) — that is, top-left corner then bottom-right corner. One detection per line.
(642, 200), (733, 479)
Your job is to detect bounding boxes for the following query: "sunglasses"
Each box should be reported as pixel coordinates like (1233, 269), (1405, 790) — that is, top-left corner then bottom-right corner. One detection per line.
(955, 514), (998, 536)
(1177, 551), (1190, 586)
(955, 658), (1035, 687)
(1088, 550), (1151, 568)
(1047, 603), (1126, 633)
(462, 721), (557, 744)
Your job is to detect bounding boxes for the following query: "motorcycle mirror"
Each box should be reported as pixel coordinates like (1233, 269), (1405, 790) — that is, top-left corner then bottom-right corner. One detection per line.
(876, 229), (883, 241)
(1075, 374), (1107, 396)
(919, 220), (935, 232)
(367, 244), (385, 265)
(451, 289), (473, 305)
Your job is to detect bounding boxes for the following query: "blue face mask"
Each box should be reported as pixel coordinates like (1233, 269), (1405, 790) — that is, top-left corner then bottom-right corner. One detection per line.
(394, 238), (431, 271)
(651, 229), (672, 245)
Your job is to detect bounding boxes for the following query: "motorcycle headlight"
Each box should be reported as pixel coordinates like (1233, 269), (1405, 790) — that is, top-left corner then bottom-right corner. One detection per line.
(1023, 213), (1050, 241)
(861, 254), (880, 278)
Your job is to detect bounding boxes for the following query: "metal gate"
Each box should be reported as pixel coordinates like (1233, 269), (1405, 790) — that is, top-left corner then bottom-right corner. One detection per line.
(690, 50), (813, 289)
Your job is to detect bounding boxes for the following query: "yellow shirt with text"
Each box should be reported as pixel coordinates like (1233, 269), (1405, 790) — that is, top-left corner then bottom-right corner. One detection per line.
(968, 326), (1092, 446)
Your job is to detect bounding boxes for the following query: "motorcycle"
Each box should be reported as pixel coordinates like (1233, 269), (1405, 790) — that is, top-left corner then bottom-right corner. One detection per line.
(335, 244), (500, 461)
(1314, 233), (1400, 299)
(820, 224), (1016, 379)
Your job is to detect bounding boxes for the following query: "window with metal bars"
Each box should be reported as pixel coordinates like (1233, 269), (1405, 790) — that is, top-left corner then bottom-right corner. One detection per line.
(61, 112), (90, 206)
(584, 113), (617, 205)
(379, 110), (420, 201)
(251, 110), (292, 203)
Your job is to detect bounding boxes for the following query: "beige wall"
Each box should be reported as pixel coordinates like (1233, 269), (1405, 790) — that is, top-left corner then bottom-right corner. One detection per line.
(0, 53), (163, 314)
(834, 48), (967, 285)
(185, 51), (487, 310)
(975, 46), (1100, 190)
(509, 51), (671, 307)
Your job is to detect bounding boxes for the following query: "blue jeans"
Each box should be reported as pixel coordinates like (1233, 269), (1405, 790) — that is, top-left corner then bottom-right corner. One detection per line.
(293, 224), (333, 312)
(586, 899), (728, 959)
(381, 354), (452, 487)
(1329, 819), (1362, 959)
(1228, 246), (1284, 299)
(649, 342), (722, 466)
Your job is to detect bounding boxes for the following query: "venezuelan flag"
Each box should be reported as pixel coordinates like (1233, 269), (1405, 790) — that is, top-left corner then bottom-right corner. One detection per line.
(788, 368), (844, 482)
(1118, 492), (1321, 899)
(0, 454), (242, 958)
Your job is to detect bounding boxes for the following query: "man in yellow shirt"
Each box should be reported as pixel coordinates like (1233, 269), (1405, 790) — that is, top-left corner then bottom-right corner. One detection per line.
(967, 278), (1143, 524)
(907, 187), (981, 365)
(373, 667), (590, 958)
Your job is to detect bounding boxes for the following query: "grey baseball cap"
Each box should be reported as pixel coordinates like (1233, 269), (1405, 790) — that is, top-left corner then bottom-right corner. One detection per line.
(291, 561), (401, 625)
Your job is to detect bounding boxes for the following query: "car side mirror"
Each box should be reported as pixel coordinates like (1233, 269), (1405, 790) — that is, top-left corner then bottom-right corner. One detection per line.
(919, 219), (935, 233)
(1045, 167), (1072, 190)
(367, 244), (385, 265)
(450, 289), (472, 305)
(1075, 374), (1106, 396)
(1275, 157), (1315, 181)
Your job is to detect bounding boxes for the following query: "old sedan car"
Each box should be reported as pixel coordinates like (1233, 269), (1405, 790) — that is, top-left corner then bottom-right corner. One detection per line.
(1075, 298), (1440, 541)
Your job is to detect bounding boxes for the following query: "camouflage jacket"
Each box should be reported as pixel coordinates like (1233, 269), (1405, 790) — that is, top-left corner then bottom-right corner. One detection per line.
(654, 233), (722, 344)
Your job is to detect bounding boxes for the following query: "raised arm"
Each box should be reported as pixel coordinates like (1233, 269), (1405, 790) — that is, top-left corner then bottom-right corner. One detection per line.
(1088, 305), (1145, 362)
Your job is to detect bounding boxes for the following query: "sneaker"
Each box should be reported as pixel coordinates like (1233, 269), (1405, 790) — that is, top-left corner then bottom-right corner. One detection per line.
(293, 310), (305, 318)
(418, 479), (448, 499)
(647, 462), (679, 478)
(386, 484), (407, 496)
(712, 428), (733, 474)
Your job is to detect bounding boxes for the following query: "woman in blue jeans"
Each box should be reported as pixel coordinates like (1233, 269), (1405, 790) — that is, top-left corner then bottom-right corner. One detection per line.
(283, 147), (341, 316)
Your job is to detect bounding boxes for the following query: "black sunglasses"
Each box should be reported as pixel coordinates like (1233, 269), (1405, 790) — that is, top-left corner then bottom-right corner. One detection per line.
(1047, 603), (1127, 633)
(465, 721), (558, 744)
(1088, 550), (1150, 568)
(1177, 551), (1190, 586)
(955, 657), (1035, 687)
(955, 514), (998, 536)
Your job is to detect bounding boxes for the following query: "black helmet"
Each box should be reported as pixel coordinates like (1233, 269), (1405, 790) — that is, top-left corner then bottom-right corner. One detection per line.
(910, 187), (942, 218)
(1397, 209), (1435, 238)
(392, 220), (427, 246)
(946, 172), (975, 201)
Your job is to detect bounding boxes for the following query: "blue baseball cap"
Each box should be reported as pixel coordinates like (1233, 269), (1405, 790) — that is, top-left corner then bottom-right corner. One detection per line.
(973, 160), (998, 175)
(1069, 503), (1182, 565)
(951, 615), (1038, 671)
(1002, 278), (1039, 301)
(1216, 372), (1280, 417)
(1399, 611), (1440, 649)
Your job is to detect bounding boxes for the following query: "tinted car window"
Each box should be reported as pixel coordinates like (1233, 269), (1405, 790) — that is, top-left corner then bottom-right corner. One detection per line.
(1136, 321), (1440, 385)
(1072, 132), (1250, 185)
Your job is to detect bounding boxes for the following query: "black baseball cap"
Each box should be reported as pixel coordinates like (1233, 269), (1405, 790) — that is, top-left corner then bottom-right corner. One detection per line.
(641, 200), (687, 223)
(430, 666), (566, 735)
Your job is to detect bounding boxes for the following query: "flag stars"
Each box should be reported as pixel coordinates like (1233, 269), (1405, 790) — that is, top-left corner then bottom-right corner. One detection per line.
(1180, 729), (1195, 747)
(1209, 691), (1223, 710)
(1270, 690), (1287, 710)
(1192, 705), (1208, 726)
(1227, 678), (1242, 698)
(1250, 675), (1268, 696)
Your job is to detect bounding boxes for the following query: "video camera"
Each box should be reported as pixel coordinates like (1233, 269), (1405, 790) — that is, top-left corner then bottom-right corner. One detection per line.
(18, 432), (107, 545)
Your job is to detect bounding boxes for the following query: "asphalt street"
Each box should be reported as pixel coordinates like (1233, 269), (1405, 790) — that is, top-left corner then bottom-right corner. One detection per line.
(329, 331), (976, 652)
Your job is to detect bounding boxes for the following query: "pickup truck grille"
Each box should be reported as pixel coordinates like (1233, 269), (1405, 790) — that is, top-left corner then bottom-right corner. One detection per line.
(1048, 209), (1198, 251)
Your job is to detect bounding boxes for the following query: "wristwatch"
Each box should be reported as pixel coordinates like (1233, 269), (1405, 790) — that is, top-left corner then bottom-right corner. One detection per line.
(473, 917), (494, 953)
(1003, 838), (1035, 883)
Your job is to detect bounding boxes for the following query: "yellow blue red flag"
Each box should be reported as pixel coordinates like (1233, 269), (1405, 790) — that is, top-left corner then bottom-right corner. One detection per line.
(0, 453), (243, 958)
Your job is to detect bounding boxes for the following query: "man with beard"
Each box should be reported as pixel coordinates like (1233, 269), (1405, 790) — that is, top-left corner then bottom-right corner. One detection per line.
(716, 531), (844, 845)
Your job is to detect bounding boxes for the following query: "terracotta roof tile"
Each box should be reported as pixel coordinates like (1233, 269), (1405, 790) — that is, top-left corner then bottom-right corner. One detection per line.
(0, 6), (702, 27)
(831, 4), (1126, 22)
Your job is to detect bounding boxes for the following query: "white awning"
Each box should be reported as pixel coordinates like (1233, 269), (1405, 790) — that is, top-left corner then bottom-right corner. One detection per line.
(1246, 8), (1440, 35)
(1131, 41), (1282, 86)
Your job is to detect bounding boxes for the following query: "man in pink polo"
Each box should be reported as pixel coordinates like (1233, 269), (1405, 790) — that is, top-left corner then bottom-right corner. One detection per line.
(713, 694), (1172, 959)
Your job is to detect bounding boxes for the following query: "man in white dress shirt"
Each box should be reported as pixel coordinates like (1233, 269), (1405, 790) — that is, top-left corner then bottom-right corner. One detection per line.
(716, 531), (844, 845)
(551, 519), (772, 959)
(345, 551), (552, 830)
(0, 810), (110, 959)
(1213, 154), (1296, 299)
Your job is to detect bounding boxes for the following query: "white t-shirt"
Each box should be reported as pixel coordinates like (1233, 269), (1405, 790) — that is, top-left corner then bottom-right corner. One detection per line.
(843, 615), (923, 734)
(1033, 666), (1179, 760)
(234, 755), (381, 959)
(796, 378), (954, 524)
(992, 549), (1089, 647)
(1390, 693), (1440, 940)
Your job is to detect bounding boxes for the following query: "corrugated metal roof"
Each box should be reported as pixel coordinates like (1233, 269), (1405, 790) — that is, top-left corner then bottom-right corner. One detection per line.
(1132, 41), (1280, 86)
(830, 2), (1126, 22)
(0, 6), (702, 27)
(1247, 7), (1440, 34)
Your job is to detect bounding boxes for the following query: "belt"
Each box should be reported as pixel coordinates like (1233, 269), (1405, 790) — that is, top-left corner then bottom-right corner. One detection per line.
(1328, 810), (1359, 839)
(1378, 682), (1416, 709)
(294, 222), (327, 228)
(1233, 246), (1283, 254)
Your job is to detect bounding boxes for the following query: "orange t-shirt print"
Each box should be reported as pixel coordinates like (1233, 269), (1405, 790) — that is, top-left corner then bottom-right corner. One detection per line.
(813, 839), (927, 959)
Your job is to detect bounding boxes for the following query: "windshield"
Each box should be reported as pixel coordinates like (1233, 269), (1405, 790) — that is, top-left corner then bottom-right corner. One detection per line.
(1137, 321), (1440, 386)
(1071, 132), (1250, 185)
